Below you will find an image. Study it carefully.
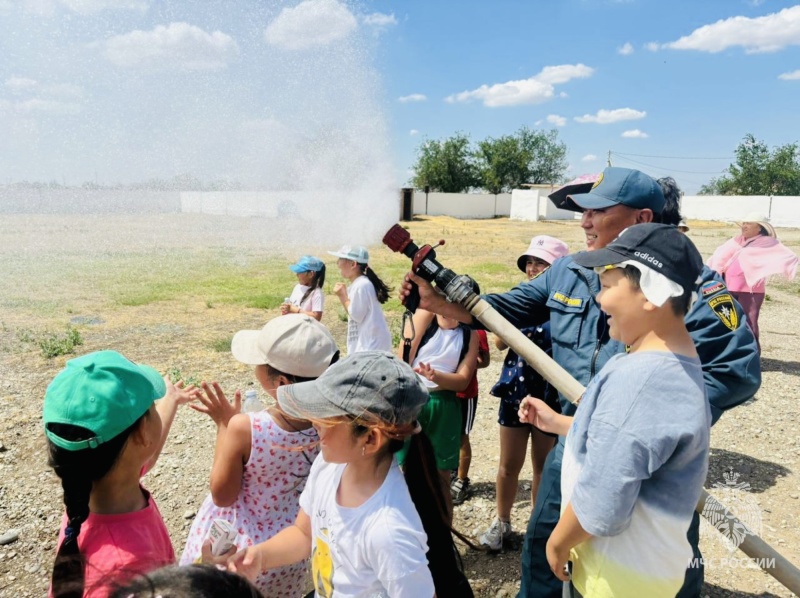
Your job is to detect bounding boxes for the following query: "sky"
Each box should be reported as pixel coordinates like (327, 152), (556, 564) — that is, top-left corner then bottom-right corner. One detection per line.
(1, 0), (799, 194)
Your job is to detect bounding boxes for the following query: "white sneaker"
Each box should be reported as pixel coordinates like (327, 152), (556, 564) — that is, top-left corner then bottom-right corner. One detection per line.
(479, 517), (511, 551)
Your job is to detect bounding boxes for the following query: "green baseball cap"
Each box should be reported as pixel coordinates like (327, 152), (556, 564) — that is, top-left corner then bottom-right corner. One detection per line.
(43, 351), (166, 451)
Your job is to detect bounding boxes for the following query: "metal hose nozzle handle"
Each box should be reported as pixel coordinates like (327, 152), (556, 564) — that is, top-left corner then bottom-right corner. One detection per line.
(382, 223), (458, 312)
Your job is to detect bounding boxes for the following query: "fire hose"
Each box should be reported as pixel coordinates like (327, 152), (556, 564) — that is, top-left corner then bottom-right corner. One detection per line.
(383, 224), (800, 594)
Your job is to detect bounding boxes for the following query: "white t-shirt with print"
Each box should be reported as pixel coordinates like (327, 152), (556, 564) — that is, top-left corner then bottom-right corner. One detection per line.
(288, 284), (324, 313)
(346, 275), (392, 355)
(298, 455), (434, 598)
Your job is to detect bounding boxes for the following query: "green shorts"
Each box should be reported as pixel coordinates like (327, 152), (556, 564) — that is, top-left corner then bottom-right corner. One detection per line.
(397, 390), (461, 471)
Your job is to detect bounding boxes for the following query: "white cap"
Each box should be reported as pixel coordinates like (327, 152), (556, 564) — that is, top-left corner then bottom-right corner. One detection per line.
(327, 245), (369, 264)
(231, 314), (339, 378)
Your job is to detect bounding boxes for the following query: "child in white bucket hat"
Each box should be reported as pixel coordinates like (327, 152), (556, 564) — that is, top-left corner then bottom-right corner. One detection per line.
(181, 314), (339, 596)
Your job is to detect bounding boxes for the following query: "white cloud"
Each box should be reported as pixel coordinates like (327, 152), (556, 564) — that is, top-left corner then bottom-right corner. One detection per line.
(15, 98), (81, 114)
(621, 129), (649, 138)
(102, 22), (238, 70)
(662, 5), (800, 54)
(398, 93), (427, 103)
(534, 119), (543, 126)
(5, 77), (38, 94)
(618, 42), (634, 55)
(581, 154), (598, 162)
(362, 12), (397, 28)
(575, 108), (646, 124)
(59, 0), (149, 14)
(409, 129), (419, 136)
(265, 0), (357, 50)
(645, 42), (659, 52)
(546, 114), (566, 127)
(444, 63), (594, 107)
(778, 69), (800, 80)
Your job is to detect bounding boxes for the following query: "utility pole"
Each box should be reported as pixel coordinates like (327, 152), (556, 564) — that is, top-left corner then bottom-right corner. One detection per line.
(607, 150), (612, 167)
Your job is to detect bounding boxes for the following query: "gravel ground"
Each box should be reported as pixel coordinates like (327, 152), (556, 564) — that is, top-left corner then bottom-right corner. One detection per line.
(0, 214), (798, 597)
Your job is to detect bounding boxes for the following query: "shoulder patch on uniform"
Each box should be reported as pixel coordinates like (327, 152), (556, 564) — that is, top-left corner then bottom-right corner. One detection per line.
(701, 280), (726, 297)
(708, 294), (739, 331)
(551, 292), (584, 308)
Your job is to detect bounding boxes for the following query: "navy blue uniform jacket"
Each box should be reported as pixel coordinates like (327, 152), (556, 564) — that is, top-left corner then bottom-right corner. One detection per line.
(481, 255), (761, 424)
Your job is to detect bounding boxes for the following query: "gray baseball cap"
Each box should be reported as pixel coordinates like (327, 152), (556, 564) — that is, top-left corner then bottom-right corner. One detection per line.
(277, 351), (429, 425)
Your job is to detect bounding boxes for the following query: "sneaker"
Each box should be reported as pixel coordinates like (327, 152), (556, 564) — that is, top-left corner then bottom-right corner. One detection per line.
(450, 477), (471, 505)
(479, 517), (512, 551)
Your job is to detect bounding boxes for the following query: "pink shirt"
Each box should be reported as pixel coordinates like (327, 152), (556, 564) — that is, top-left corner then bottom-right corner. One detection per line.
(50, 487), (174, 598)
(724, 258), (766, 293)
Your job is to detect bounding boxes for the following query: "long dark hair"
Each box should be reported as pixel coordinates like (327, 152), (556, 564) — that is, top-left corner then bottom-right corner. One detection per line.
(358, 264), (391, 304)
(47, 415), (147, 598)
(390, 432), (475, 597)
(299, 264), (326, 308)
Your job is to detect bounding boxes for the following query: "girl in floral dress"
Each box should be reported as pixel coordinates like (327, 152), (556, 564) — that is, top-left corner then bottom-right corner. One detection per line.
(180, 314), (339, 595)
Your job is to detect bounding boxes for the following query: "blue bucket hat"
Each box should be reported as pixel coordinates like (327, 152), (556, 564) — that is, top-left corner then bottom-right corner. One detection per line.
(289, 255), (325, 274)
(567, 167), (665, 214)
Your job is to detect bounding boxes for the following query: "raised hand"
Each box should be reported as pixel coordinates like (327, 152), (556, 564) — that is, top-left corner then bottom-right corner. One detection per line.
(413, 362), (437, 384)
(190, 381), (241, 427)
(162, 377), (201, 406)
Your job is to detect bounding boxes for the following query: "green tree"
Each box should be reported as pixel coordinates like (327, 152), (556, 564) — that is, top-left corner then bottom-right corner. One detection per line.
(474, 127), (568, 193)
(411, 133), (478, 193)
(474, 135), (529, 194)
(699, 134), (800, 195)
(516, 127), (568, 185)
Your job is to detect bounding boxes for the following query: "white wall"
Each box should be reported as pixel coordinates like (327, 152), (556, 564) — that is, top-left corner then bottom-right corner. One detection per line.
(681, 195), (800, 228)
(510, 189), (580, 222)
(0, 189), (181, 213)
(509, 189), (541, 221)
(412, 191), (511, 219)
(180, 191), (310, 218)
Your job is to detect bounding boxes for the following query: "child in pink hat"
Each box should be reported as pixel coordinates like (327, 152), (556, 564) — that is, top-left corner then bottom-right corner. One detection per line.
(479, 234), (569, 551)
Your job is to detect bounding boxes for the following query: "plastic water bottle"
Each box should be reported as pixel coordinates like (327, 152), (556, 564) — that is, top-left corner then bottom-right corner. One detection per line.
(242, 389), (263, 413)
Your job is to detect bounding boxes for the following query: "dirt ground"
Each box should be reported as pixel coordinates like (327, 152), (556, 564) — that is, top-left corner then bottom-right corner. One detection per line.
(0, 214), (798, 597)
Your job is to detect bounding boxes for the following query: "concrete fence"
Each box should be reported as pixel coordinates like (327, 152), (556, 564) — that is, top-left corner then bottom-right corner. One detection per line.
(0, 189), (181, 213)
(2, 188), (799, 229)
(412, 191), (512, 219)
(681, 195), (800, 228)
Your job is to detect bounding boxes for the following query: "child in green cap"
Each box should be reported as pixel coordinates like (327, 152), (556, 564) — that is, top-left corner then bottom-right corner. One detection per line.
(44, 350), (198, 597)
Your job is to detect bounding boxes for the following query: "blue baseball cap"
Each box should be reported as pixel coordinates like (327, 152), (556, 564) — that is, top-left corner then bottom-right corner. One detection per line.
(289, 255), (325, 274)
(567, 167), (665, 214)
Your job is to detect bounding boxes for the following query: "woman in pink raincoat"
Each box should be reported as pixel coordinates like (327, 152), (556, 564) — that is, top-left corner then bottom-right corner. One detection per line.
(708, 212), (798, 350)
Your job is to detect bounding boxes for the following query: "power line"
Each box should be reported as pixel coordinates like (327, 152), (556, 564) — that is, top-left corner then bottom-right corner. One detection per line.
(611, 151), (734, 160)
(611, 154), (728, 175)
